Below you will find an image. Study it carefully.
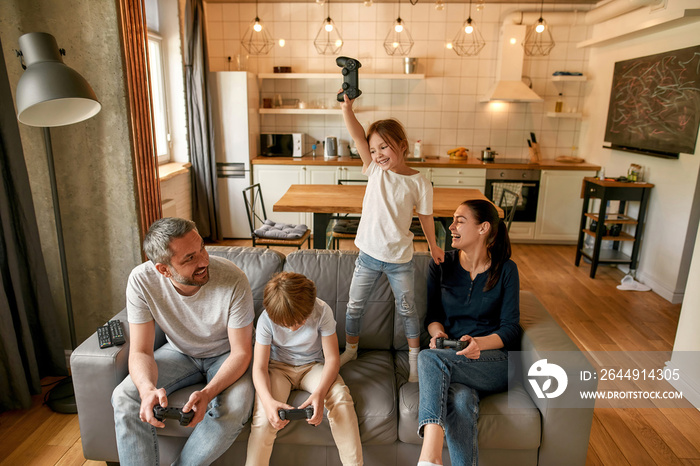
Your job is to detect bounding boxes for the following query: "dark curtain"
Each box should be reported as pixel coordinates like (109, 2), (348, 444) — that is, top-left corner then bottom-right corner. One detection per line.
(184, 0), (220, 240)
(0, 37), (68, 412)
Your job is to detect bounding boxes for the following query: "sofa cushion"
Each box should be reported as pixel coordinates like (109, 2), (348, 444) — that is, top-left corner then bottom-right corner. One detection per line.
(284, 250), (395, 350)
(394, 351), (541, 450)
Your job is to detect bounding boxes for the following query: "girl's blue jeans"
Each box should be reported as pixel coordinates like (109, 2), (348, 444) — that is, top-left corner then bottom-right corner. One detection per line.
(417, 348), (510, 466)
(345, 251), (420, 340)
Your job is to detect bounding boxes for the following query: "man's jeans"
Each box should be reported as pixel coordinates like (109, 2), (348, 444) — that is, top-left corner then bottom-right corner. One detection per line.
(112, 343), (254, 466)
(346, 251), (420, 339)
(417, 349), (509, 466)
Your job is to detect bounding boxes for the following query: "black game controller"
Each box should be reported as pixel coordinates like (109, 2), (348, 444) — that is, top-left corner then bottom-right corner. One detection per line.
(153, 405), (194, 426)
(278, 406), (314, 421)
(336, 56), (362, 102)
(435, 338), (468, 351)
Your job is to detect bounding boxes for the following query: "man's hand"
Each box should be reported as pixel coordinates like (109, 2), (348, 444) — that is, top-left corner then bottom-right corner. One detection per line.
(264, 399), (293, 431)
(429, 330), (449, 349)
(299, 392), (324, 427)
(456, 335), (481, 359)
(182, 390), (213, 428)
(139, 387), (168, 428)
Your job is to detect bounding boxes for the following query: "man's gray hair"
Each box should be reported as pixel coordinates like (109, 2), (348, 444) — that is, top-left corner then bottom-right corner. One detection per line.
(143, 217), (198, 264)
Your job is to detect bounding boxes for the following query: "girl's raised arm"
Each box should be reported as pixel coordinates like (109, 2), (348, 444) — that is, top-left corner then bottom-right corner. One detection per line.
(340, 93), (372, 170)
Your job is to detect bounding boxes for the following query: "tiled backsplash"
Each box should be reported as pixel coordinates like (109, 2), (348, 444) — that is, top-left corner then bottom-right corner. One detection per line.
(205, 2), (591, 160)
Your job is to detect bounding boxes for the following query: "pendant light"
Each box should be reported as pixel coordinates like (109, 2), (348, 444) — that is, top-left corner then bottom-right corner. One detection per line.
(241, 0), (274, 55)
(523, 0), (555, 56)
(383, 0), (414, 56)
(452, 0), (485, 57)
(314, 0), (343, 55)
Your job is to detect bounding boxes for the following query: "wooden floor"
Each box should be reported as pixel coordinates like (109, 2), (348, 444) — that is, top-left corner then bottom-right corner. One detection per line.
(2, 241), (699, 465)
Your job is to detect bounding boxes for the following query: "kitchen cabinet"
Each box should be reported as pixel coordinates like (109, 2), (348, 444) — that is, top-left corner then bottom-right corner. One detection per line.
(428, 167), (485, 191)
(575, 177), (654, 278)
(535, 169), (596, 242)
(252, 165), (308, 227)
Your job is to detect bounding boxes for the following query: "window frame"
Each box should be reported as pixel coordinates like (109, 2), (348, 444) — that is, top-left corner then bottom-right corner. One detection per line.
(147, 32), (171, 165)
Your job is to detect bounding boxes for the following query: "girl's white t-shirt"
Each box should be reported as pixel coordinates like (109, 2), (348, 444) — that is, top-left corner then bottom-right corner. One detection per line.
(355, 161), (433, 263)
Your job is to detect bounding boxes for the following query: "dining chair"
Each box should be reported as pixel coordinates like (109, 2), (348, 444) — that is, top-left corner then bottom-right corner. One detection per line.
(242, 184), (311, 249)
(499, 188), (520, 231)
(327, 179), (366, 249)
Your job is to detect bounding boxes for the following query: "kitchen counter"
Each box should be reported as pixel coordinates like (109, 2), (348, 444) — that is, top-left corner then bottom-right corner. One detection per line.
(251, 155), (600, 171)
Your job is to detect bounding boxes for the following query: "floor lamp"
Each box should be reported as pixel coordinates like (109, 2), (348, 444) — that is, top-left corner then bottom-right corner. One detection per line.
(15, 32), (101, 413)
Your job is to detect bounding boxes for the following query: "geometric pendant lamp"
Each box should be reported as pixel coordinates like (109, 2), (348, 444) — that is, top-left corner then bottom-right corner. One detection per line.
(241, 0), (274, 55)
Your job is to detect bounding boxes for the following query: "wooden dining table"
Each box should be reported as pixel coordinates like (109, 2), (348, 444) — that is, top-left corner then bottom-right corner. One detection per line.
(273, 184), (502, 249)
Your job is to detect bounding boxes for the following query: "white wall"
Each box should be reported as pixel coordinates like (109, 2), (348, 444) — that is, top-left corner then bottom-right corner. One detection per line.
(578, 0), (700, 303)
(204, 2), (593, 160)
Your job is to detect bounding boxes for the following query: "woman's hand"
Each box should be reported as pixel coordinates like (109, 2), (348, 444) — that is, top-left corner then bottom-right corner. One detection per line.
(456, 335), (481, 359)
(263, 398), (293, 430)
(429, 330), (449, 349)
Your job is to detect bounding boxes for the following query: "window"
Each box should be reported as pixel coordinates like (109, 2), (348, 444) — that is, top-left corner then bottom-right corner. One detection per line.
(148, 33), (170, 164)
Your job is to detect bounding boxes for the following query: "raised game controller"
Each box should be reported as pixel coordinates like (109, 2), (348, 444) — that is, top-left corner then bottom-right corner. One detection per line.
(278, 406), (314, 421)
(435, 337), (468, 351)
(153, 405), (194, 426)
(336, 56), (362, 102)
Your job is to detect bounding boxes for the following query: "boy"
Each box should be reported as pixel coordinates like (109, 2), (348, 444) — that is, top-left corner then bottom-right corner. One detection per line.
(245, 272), (363, 466)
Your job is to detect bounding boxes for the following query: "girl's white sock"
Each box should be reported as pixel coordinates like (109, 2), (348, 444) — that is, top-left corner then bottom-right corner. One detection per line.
(340, 342), (358, 366)
(408, 346), (420, 383)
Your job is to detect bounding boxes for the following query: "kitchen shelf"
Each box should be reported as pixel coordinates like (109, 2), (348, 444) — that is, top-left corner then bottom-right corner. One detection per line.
(546, 112), (583, 119)
(582, 230), (635, 241)
(260, 108), (342, 115)
(258, 72), (425, 80)
(551, 75), (587, 82)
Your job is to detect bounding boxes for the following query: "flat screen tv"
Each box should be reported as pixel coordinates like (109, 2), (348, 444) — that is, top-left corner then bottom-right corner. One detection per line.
(604, 45), (700, 159)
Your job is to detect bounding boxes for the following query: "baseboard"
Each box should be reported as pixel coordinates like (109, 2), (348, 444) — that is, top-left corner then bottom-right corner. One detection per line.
(635, 270), (685, 304)
(666, 359), (700, 410)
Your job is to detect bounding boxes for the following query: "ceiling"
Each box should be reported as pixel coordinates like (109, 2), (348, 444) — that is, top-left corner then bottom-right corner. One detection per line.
(205, 0), (600, 3)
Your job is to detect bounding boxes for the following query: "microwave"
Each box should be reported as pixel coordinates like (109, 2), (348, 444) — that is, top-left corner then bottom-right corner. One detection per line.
(260, 133), (305, 157)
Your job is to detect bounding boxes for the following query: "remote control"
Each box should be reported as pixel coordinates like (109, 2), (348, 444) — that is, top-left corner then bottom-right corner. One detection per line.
(336, 56), (362, 102)
(109, 319), (126, 346)
(278, 406), (314, 421)
(435, 337), (468, 351)
(97, 325), (113, 349)
(153, 405), (195, 426)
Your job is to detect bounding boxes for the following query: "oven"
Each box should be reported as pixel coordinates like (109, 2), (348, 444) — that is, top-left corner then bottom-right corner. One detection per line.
(484, 168), (540, 223)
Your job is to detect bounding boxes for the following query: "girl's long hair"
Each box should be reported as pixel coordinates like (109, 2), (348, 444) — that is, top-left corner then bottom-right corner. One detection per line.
(366, 119), (408, 157)
(462, 199), (511, 291)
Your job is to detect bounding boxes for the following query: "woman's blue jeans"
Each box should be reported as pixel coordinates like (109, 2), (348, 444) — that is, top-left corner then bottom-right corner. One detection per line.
(345, 251), (420, 340)
(112, 343), (254, 466)
(417, 348), (510, 466)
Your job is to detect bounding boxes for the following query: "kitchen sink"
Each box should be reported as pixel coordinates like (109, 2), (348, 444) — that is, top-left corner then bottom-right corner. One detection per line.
(405, 157), (426, 162)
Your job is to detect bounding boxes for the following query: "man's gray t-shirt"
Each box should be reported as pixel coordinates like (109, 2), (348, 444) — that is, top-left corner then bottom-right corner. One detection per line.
(126, 255), (254, 358)
(255, 298), (336, 366)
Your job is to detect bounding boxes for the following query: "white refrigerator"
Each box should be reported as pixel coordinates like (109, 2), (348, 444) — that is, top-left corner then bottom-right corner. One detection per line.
(209, 71), (259, 238)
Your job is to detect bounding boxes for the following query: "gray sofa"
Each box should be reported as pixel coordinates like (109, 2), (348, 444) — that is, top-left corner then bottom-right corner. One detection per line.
(71, 246), (595, 466)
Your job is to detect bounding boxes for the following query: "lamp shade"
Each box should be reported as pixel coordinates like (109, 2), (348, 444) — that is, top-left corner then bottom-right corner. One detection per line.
(16, 32), (101, 127)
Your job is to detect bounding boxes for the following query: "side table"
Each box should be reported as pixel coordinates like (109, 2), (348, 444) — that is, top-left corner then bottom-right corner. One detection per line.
(575, 177), (654, 278)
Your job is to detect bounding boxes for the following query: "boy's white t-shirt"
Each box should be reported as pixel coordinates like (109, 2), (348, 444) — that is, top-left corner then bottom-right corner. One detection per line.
(255, 298), (337, 366)
(126, 255), (255, 359)
(355, 161), (433, 263)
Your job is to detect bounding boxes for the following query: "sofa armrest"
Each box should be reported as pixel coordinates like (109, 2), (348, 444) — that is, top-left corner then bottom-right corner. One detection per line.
(70, 309), (130, 462)
(518, 291), (596, 466)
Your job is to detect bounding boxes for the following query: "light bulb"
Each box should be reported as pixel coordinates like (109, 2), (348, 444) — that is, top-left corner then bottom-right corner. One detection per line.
(465, 25), (474, 34)
(535, 20), (545, 33)
(395, 22), (404, 33)
(325, 21), (334, 32)
(335, 39), (343, 47)
(392, 42), (399, 48)
(446, 42), (453, 49)
(510, 37), (517, 45)
(253, 20), (262, 32)
(279, 38), (286, 47)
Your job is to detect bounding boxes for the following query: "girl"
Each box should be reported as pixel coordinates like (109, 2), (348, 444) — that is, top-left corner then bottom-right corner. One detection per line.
(339, 94), (444, 382)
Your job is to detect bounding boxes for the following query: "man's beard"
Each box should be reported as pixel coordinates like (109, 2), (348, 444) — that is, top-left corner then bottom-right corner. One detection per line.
(169, 266), (209, 287)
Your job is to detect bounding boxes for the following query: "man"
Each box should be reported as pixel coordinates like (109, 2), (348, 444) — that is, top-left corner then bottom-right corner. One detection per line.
(112, 217), (255, 465)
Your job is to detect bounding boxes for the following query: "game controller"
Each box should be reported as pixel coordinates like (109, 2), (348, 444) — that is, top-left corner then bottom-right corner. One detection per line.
(278, 406), (314, 421)
(435, 338), (468, 351)
(153, 405), (194, 426)
(336, 56), (362, 102)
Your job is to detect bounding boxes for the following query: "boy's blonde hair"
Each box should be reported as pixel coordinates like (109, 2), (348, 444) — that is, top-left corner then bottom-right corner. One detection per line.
(263, 272), (317, 328)
(367, 119), (408, 157)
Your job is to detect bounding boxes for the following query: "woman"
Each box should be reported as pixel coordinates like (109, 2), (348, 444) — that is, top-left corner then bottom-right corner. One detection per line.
(417, 199), (520, 466)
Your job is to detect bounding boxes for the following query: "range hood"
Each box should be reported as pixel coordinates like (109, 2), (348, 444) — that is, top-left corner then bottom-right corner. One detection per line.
(480, 24), (543, 103)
